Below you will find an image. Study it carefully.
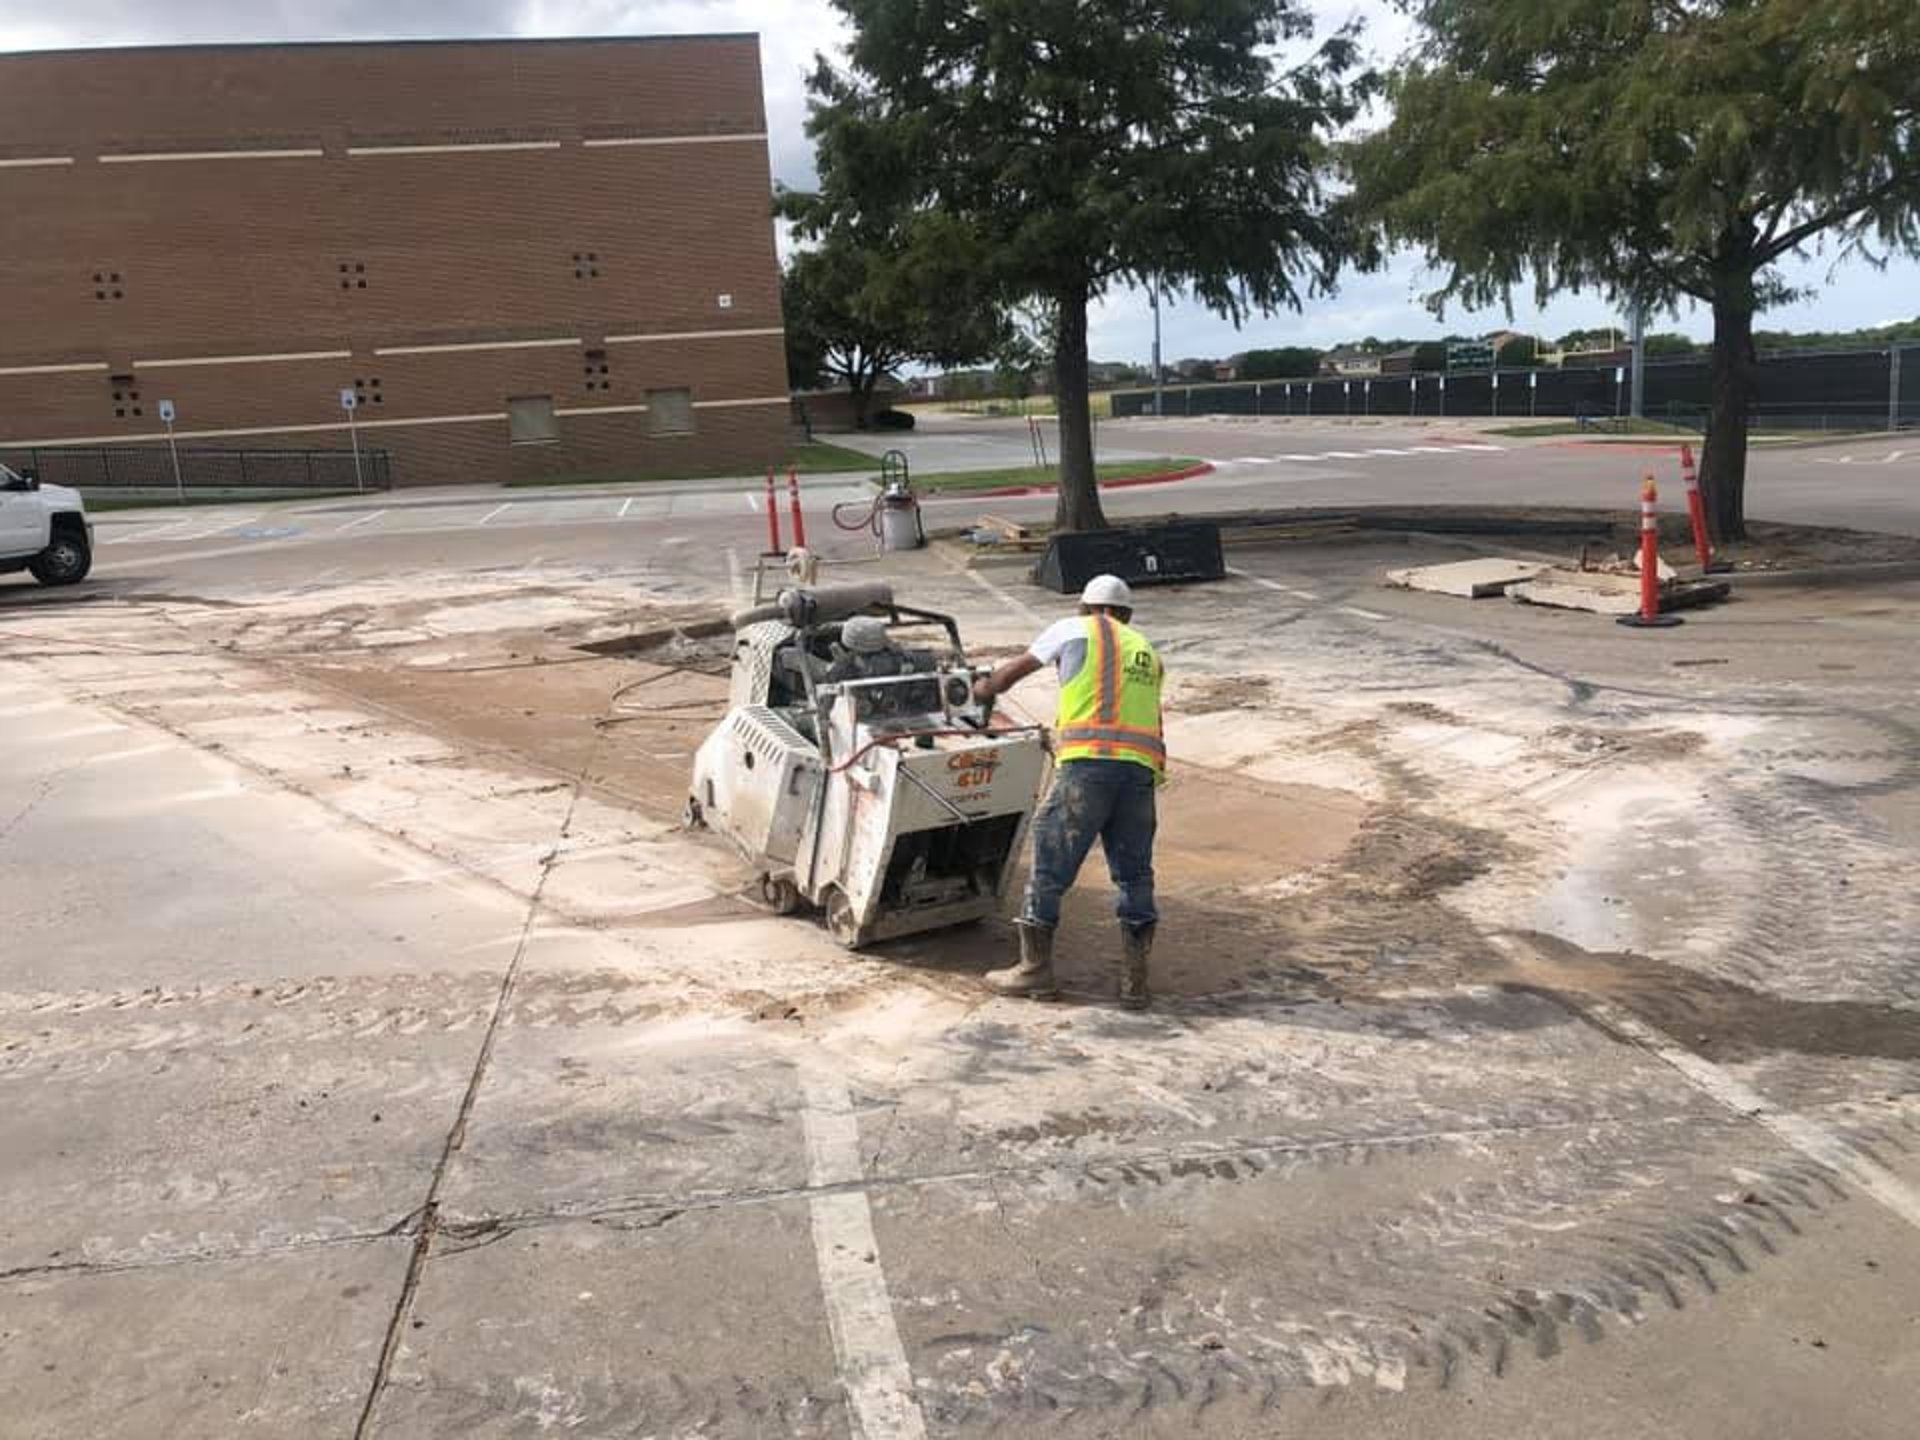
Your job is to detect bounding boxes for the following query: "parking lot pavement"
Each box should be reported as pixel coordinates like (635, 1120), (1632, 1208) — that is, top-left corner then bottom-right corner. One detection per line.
(6, 503), (1920, 1436)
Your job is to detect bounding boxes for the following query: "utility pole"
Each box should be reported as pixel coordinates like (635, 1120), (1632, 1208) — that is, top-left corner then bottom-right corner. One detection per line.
(1150, 278), (1165, 418)
(1629, 305), (1647, 420)
(1892, 344), (1904, 433)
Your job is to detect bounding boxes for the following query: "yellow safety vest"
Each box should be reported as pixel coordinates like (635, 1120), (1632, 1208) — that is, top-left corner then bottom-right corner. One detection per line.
(1054, 613), (1166, 776)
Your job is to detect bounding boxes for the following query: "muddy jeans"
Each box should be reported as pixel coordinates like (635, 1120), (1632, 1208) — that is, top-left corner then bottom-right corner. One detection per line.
(1021, 759), (1158, 931)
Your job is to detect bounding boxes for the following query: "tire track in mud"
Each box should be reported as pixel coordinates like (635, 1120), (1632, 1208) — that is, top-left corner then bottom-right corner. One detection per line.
(0, 971), (688, 1077)
(1712, 777), (1920, 1008)
(901, 1121), (1863, 1431)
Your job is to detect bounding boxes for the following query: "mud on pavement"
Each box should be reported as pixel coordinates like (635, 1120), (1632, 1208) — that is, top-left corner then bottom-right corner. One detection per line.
(3, 548), (1918, 1438)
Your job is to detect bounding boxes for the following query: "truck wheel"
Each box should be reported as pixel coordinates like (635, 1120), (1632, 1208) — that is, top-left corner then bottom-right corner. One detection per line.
(29, 532), (91, 586)
(756, 873), (802, 915)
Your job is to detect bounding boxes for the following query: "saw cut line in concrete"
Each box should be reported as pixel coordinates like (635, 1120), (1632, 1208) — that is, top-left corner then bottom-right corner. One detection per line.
(351, 756), (597, 1440)
(800, 1071), (929, 1440)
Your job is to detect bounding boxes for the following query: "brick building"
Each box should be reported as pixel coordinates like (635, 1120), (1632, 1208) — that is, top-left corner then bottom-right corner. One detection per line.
(0, 36), (790, 488)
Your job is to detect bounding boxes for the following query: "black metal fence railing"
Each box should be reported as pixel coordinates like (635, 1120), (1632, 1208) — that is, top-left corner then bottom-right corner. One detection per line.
(1112, 343), (1920, 431)
(0, 445), (394, 492)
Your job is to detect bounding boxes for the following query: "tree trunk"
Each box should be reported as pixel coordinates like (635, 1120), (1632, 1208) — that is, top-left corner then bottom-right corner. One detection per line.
(1700, 284), (1755, 542)
(852, 366), (880, 430)
(1052, 284), (1109, 533)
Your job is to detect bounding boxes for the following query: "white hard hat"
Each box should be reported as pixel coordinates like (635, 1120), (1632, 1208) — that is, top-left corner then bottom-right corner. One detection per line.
(1080, 574), (1134, 609)
(841, 615), (892, 654)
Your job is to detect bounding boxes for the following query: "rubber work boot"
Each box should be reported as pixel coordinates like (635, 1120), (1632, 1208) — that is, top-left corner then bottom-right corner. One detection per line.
(1119, 924), (1154, 1010)
(985, 923), (1060, 1000)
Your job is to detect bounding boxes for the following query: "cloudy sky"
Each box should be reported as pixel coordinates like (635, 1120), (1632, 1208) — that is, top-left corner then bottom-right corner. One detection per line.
(5, 0), (1914, 364)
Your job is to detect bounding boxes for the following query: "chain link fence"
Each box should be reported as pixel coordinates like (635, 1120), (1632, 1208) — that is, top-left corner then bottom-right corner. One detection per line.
(1114, 343), (1919, 433)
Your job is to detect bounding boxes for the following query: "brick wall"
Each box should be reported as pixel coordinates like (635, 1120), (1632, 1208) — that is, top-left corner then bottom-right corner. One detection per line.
(0, 36), (792, 487)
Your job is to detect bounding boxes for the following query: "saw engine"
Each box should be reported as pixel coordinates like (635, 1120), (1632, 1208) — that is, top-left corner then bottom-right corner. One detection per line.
(686, 582), (1046, 947)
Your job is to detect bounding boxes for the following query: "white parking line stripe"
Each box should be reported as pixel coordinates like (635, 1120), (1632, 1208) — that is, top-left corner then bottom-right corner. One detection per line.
(335, 509), (386, 533)
(1227, 568), (1320, 603)
(1340, 606), (1391, 621)
(618, 496), (635, 519)
(801, 1073), (928, 1440)
(477, 503), (511, 526)
(1320, 451), (1366, 459)
(1276, 453), (1320, 461)
(962, 566), (1047, 626)
(1367, 448), (1416, 456)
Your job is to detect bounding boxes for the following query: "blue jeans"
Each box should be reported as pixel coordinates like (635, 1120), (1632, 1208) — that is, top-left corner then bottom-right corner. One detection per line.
(1021, 760), (1158, 931)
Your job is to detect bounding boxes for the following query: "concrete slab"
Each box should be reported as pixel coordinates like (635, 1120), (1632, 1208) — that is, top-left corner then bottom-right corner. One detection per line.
(364, 1210), (845, 1438)
(0, 1240), (408, 1439)
(1508, 568), (1731, 615)
(1386, 556), (1550, 597)
(0, 1001), (476, 1270)
(439, 1010), (808, 1223)
(869, 1103), (1915, 1436)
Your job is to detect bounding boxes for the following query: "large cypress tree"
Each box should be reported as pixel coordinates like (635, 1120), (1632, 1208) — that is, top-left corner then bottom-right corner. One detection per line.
(789, 1), (1369, 532)
(1352, 0), (1920, 540)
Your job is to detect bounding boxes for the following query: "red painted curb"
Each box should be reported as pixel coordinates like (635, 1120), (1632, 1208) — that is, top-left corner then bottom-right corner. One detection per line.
(961, 462), (1216, 500)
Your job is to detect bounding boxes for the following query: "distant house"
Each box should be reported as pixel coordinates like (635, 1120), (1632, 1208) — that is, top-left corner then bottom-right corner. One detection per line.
(1378, 346), (1421, 375)
(1213, 360), (1239, 382)
(1322, 347), (1382, 378)
(1561, 347), (1632, 370)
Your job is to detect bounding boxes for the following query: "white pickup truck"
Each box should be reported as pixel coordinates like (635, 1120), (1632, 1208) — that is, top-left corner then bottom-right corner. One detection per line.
(0, 462), (92, 586)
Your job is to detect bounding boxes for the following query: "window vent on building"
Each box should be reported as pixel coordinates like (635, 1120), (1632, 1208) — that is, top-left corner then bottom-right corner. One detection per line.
(354, 376), (385, 406)
(338, 260), (367, 291)
(572, 250), (602, 280)
(582, 349), (611, 393)
(93, 270), (125, 301)
(109, 377), (143, 420)
(648, 387), (695, 436)
(508, 395), (559, 445)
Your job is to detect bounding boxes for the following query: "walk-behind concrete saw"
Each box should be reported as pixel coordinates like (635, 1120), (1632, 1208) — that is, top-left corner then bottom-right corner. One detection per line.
(685, 582), (1047, 947)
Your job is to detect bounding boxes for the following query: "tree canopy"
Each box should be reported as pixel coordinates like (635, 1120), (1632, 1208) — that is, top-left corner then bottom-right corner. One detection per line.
(1351, 0), (1920, 538)
(1239, 347), (1324, 380)
(778, 208), (1006, 428)
(793, 0), (1370, 531)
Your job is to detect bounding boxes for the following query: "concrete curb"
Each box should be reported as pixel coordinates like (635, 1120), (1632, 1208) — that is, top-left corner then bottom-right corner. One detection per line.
(953, 462), (1217, 500)
(1717, 558), (1920, 588)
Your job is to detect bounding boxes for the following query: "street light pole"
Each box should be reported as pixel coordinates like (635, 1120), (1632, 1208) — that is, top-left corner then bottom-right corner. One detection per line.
(1150, 278), (1164, 418)
(1629, 304), (1647, 420)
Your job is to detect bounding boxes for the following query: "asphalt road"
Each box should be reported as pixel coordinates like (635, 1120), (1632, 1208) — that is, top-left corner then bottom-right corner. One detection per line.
(4, 419), (1919, 1437)
(69, 416), (1920, 600)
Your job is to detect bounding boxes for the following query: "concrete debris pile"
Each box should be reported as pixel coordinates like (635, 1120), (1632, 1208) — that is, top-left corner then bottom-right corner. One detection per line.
(1389, 555), (1731, 616)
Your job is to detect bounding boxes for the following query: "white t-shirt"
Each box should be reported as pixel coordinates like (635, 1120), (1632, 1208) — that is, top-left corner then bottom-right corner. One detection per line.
(1029, 617), (1092, 685)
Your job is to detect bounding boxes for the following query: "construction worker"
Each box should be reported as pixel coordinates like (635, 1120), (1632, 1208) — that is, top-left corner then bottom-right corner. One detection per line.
(972, 574), (1166, 1009)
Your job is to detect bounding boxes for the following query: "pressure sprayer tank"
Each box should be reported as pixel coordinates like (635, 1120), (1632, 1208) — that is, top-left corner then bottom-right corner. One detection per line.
(878, 480), (924, 552)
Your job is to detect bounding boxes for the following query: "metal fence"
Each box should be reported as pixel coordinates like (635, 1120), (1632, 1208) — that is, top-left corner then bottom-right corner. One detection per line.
(1112, 343), (1920, 431)
(0, 444), (394, 492)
